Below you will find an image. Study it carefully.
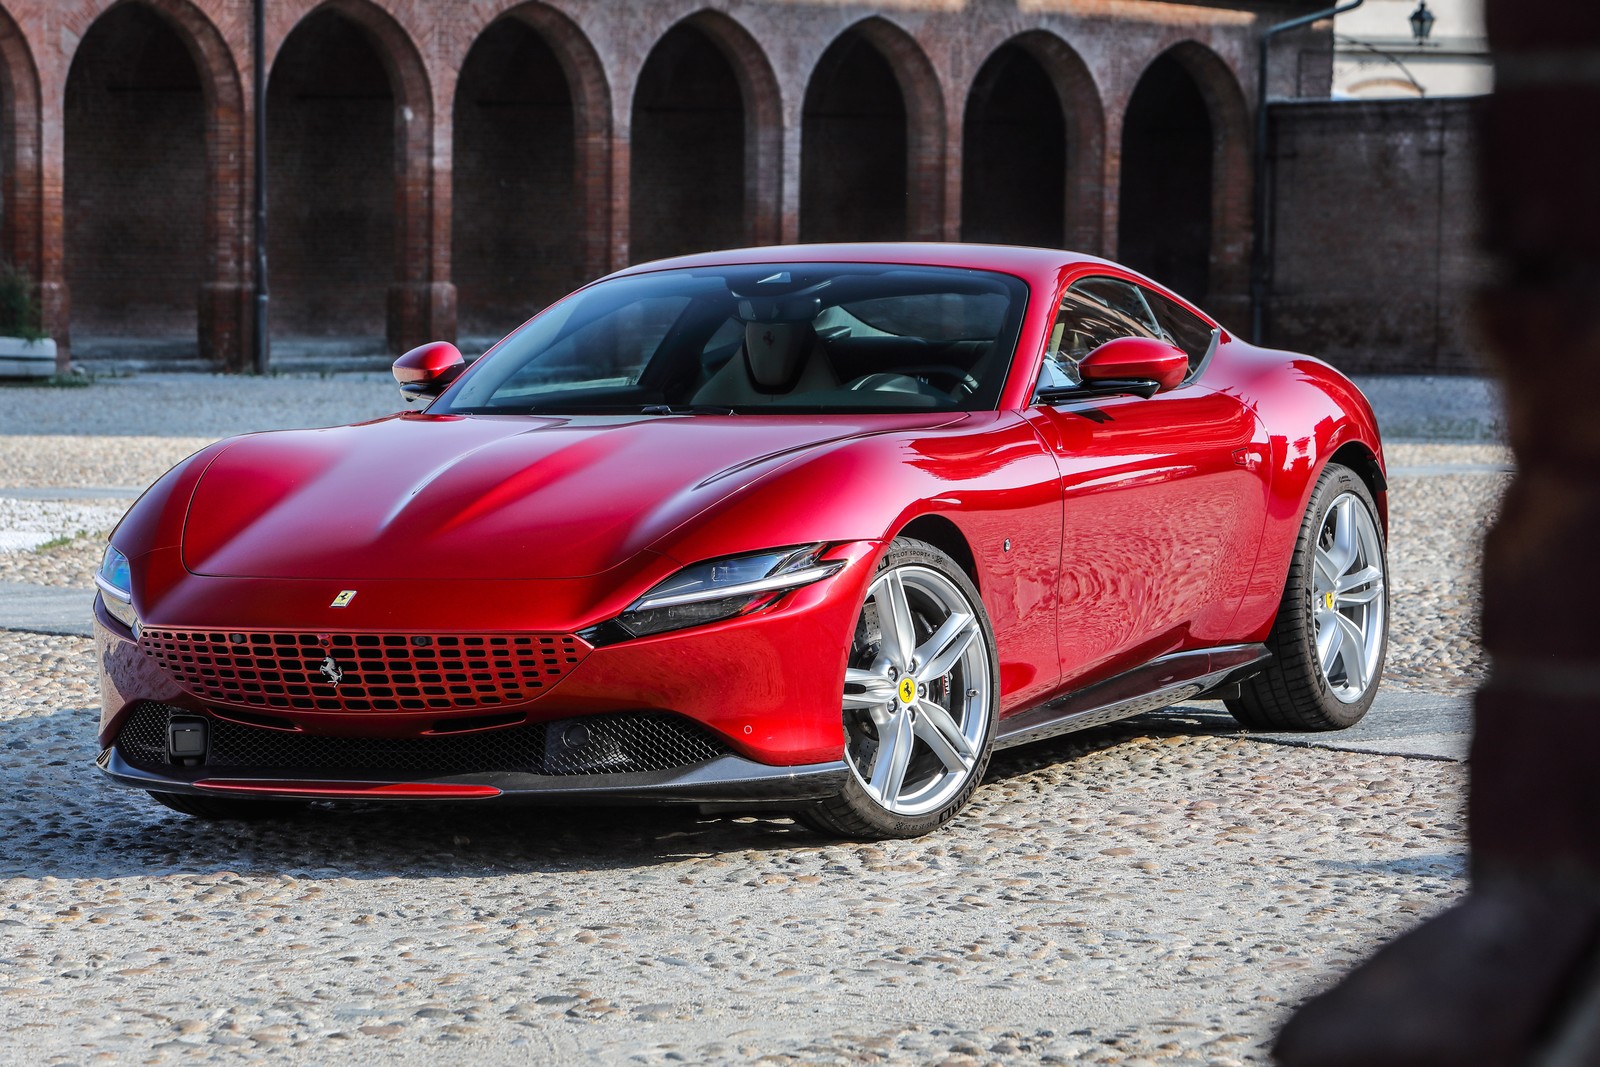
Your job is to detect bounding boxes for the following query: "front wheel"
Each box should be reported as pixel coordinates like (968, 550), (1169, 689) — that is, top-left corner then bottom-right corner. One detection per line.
(1228, 462), (1388, 730)
(804, 538), (998, 839)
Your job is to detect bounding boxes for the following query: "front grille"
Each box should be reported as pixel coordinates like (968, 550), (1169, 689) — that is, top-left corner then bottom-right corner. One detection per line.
(115, 702), (732, 778)
(138, 629), (589, 713)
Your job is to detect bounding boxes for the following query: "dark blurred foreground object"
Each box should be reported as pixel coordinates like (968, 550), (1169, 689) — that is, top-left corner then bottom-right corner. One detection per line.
(1275, 2), (1600, 1065)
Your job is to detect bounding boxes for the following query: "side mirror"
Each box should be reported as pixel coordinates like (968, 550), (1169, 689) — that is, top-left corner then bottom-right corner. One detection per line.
(393, 341), (465, 404)
(1078, 336), (1188, 394)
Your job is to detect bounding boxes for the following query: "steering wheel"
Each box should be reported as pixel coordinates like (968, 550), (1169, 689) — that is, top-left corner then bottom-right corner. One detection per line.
(889, 363), (981, 397)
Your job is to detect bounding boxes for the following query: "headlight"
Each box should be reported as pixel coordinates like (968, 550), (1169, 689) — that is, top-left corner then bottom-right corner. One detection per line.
(95, 545), (141, 635)
(615, 544), (844, 638)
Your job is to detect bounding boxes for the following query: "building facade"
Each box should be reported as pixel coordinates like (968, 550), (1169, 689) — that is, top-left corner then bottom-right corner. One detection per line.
(1333, 0), (1490, 98)
(0, 0), (1333, 370)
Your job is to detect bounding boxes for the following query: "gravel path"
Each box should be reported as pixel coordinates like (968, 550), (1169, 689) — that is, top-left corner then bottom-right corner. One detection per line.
(0, 373), (1497, 1063)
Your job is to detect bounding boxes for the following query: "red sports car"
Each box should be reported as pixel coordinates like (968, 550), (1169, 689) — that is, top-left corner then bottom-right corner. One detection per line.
(93, 244), (1388, 838)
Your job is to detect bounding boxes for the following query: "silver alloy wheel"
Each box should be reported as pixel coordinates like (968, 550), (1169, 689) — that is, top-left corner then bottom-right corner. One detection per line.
(1311, 491), (1387, 703)
(841, 564), (992, 817)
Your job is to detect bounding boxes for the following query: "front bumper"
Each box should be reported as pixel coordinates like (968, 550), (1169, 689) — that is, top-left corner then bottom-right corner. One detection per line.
(96, 745), (850, 806)
(95, 541), (881, 767)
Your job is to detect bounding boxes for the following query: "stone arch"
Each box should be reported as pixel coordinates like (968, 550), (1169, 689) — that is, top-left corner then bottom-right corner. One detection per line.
(64, 0), (246, 364)
(1118, 41), (1251, 316)
(270, 0), (434, 353)
(629, 11), (781, 262)
(962, 31), (1106, 254)
(801, 18), (945, 243)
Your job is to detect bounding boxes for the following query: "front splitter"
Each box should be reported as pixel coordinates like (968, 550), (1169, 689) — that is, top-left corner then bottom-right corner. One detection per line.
(96, 747), (850, 806)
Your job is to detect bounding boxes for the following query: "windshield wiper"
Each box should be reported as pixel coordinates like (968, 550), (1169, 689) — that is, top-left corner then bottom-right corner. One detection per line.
(641, 404), (737, 416)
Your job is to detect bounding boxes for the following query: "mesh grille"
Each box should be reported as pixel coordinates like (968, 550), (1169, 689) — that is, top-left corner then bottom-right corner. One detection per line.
(114, 702), (731, 778)
(138, 629), (589, 713)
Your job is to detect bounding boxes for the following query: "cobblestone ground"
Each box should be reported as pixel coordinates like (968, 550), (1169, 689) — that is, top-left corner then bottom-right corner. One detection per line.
(0, 377), (1497, 1064)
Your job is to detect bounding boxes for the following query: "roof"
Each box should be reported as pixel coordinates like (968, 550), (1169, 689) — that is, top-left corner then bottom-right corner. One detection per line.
(606, 242), (1119, 284)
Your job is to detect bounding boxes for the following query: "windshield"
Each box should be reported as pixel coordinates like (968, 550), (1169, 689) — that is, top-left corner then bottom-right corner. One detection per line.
(434, 262), (1029, 415)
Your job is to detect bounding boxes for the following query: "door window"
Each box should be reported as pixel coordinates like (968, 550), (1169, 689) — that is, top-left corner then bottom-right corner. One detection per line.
(1140, 286), (1218, 374)
(1039, 276), (1162, 390)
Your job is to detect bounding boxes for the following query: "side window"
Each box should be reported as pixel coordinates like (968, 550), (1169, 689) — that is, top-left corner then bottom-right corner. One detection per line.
(1141, 287), (1218, 375)
(1070, 277), (1161, 337)
(1038, 277), (1161, 391)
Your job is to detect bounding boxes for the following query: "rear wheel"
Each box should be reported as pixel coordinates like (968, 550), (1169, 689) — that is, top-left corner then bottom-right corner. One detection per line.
(804, 538), (998, 839)
(1229, 462), (1388, 730)
(147, 791), (308, 821)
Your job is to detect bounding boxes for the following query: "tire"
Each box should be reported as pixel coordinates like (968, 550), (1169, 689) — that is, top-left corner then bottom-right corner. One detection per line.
(804, 537), (999, 839)
(1228, 462), (1388, 731)
(147, 790), (308, 821)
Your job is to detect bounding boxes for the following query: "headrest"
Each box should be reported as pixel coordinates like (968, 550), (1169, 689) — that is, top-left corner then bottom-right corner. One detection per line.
(744, 320), (816, 389)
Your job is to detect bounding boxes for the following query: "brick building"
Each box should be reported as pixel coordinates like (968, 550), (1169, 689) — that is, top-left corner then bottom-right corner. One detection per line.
(0, 0), (1337, 370)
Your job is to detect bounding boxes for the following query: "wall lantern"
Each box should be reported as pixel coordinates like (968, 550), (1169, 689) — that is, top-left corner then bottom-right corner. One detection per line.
(1409, 1), (1436, 43)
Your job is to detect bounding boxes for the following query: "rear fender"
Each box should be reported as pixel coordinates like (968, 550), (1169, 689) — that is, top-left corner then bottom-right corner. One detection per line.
(1213, 346), (1387, 640)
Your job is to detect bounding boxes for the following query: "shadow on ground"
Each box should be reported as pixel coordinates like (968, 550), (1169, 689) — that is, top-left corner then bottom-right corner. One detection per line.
(0, 702), (1342, 883)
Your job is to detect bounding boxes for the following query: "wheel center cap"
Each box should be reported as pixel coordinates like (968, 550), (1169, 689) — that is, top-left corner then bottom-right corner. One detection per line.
(897, 676), (917, 705)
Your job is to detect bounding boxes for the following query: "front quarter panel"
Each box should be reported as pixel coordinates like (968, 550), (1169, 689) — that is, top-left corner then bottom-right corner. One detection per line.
(647, 412), (1067, 711)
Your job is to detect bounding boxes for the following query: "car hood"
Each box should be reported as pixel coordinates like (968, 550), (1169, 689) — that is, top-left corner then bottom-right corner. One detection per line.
(181, 411), (959, 580)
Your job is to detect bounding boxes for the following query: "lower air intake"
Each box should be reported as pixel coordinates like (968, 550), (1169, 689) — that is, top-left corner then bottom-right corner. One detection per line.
(115, 702), (731, 778)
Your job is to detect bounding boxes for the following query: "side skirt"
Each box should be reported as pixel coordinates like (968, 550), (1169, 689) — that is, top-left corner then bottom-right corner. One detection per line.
(995, 644), (1270, 750)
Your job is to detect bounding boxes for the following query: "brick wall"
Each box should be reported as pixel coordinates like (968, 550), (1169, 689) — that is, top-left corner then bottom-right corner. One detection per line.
(1264, 96), (1490, 374)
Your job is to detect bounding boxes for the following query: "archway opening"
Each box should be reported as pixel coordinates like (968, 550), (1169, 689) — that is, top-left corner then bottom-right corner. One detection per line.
(65, 3), (205, 357)
(453, 18), (577, 341)
(801, 31), (906, 242)
(630, 24), (744, 264)
(267, 9), (394, 344)
(962, 44), (1065, 248)
(1119, 53), (1213, 302)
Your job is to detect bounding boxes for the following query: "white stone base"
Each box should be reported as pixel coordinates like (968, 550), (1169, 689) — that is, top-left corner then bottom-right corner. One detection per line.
(0, 336), (57, 378)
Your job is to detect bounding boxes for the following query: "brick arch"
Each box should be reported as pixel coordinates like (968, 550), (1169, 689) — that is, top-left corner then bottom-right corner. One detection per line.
(279, 0), (437, 353)
(136, 0), (248, 366)
(0, 6), (42, 320)
(1128, 40), (1252, 318)
(802, 17), (946, 242)
(63, 0), (247, 364)
(675, 9), (782, 247)
(494, 2), (612, 281)
(964, 30), (1106, 254)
